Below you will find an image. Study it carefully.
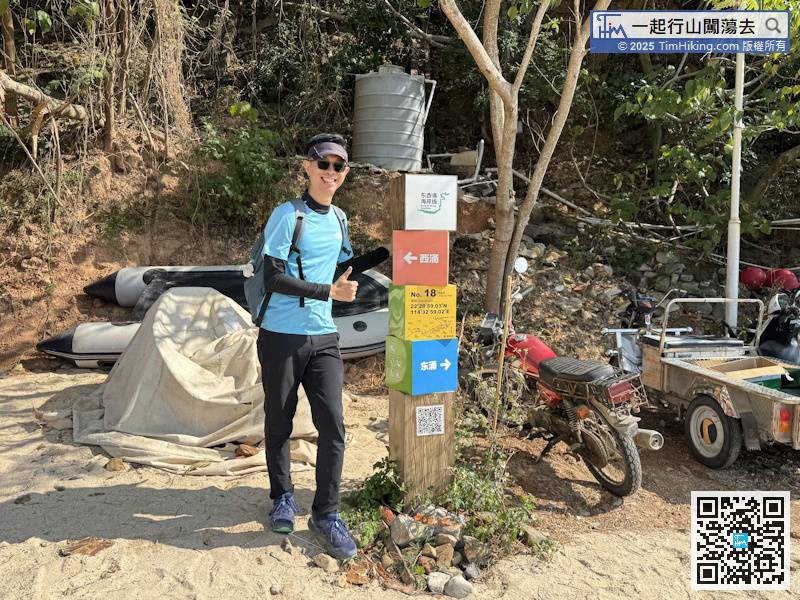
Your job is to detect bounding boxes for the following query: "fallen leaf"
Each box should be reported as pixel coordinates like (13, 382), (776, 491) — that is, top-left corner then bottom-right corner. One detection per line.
(59, 537), (113, 557)
(235, 444), (260, 458)
(344, 561), (370, 585)
(381, 579), (416, 595)
(380, 506), (395, 527)
(104, 458), (126, 472)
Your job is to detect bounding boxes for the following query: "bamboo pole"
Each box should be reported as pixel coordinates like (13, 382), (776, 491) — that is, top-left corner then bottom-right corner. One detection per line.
(492, 274), (514, 437)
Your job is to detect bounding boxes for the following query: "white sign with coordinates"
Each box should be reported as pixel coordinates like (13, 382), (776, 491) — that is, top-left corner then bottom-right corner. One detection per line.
(404, 174), (457, 231)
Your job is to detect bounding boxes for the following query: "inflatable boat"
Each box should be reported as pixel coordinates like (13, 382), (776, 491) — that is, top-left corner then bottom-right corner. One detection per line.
(37, 306), (389, 368)
(85, 265), (243, 307)
(84, 248), (391, 313)
(41, 269), (391, 367)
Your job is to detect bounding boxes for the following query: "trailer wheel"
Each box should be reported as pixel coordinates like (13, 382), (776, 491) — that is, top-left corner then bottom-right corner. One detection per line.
(685, 396), (742, 469)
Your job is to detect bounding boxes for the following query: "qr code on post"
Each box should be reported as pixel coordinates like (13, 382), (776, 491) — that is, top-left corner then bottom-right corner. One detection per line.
(691, 491), (790, 590)
(415, 404), (444, 437)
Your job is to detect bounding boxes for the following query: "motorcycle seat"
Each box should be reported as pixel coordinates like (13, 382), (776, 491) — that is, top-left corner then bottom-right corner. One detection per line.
(538, 356), (615, 386)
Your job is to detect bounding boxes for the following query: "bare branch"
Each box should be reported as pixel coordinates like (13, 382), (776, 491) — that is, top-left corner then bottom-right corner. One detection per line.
(0, 112), (66, 209)
(746, 142), (800, 207)
(382, 0), (451, 47)
(0, 71), (88, 121)
(504, 0), (611, 279)
(659, 53), (688, 90)
(439, 0), (512, 104)
(512, 0), (550, 93)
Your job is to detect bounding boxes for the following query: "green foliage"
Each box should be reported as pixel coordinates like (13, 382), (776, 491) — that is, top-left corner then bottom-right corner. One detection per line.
(340, 504), (385, 549)
(463, 368), (529, 429)
(191, 115), (286, 223)
(609, 2), (800, 250)
(248, 0), (432, 146)
(352, 457), (406, 512)
(67, 0), (100, 28)
(436, 445), (536, 547)
(228, 101), (258, 123)
(24, 8), (51, 35)
(341, 457), (406, 548)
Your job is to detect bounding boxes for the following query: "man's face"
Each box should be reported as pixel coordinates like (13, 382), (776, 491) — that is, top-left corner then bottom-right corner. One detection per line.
(304, 154), (349, 195)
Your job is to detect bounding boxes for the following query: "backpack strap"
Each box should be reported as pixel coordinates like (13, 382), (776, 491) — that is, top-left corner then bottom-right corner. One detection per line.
(289, 197), (308, 307)
(254, 198), (307, 326)
(332, 205), (352, 259)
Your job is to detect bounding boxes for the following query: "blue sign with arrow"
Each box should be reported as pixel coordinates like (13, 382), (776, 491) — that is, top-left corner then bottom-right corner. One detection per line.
(385, 336), (458, 395)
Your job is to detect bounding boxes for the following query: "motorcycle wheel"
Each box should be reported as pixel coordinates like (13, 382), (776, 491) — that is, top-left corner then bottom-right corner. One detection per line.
(582, 407), (642, 497)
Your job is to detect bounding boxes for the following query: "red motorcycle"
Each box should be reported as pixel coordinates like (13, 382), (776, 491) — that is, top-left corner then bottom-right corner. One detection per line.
(466, 259), (663, 497)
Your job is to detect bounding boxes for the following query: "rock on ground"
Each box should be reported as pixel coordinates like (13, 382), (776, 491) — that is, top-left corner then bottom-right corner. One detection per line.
(427, 571), (451, 594)
(444, 575), (474, 598)
(313, 553), (339, 573)
(390, 513), (433, 547)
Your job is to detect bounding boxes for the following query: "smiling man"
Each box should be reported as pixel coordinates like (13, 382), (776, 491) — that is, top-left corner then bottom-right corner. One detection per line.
(257, 133), (358, 560)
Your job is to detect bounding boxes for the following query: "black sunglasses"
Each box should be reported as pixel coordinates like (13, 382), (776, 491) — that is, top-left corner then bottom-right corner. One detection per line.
(316, 159), (347, 173)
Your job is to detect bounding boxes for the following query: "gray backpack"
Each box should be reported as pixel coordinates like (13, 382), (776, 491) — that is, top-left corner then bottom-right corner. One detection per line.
(243, 197), (349, 326)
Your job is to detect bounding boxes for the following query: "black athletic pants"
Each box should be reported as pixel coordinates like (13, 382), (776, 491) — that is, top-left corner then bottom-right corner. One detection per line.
(257, 329), (345, 520)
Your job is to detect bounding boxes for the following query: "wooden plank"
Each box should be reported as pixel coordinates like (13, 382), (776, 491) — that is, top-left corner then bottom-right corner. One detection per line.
(641, 344), (663, 391)
(712, 356), (780, 373)
(388, 390), (404, 469)
(388, 389), (455, 499)
(388, 175), (406, 230)
(726, 365), (787, 381)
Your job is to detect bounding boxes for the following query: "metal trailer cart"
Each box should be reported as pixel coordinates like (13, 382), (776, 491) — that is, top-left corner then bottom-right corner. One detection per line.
(610, 298), (800, 469)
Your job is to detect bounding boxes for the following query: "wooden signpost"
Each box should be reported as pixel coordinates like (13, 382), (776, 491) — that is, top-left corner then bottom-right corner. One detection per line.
(386, 174), (458, 499)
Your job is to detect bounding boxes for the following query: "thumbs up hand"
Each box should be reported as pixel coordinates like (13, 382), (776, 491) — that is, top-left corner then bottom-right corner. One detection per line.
(330, 266), (358, 302)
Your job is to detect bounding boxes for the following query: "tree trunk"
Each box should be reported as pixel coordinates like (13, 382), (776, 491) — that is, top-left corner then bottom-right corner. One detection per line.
(485, 105), (519, 312)
(746, 143), (800, 207)
(1, 8), (18, 120)
(102, 0), (117, 151)
(116, 0), (131, 118)
(638, 53), (662, 164)
(483, 0), (505, 154)
(504, 1), (610, 282)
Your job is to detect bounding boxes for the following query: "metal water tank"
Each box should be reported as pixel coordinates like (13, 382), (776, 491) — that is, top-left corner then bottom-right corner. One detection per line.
(352, 65), (436, 172)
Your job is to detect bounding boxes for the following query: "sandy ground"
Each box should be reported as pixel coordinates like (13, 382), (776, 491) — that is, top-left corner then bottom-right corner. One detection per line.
(1, 371), (799, 599)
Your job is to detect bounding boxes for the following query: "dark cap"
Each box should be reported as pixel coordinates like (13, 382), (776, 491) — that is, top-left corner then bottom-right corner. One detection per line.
(308, 142), (348, 163)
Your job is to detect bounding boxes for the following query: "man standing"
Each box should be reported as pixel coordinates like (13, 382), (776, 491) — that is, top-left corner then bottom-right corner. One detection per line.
(257, 133), (358, 560)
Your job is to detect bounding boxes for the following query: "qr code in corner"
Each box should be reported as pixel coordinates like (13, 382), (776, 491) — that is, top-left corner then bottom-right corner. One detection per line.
(692, 491), (790, 590)
(415, 404), (445, 437)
